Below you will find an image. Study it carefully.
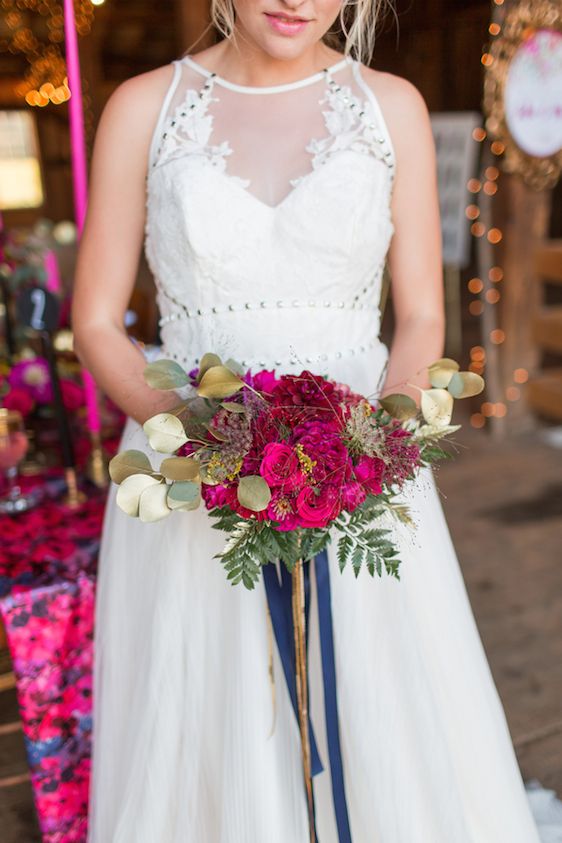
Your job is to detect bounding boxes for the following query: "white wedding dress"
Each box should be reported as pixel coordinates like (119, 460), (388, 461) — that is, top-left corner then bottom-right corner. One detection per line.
(88, 55), (557, 842)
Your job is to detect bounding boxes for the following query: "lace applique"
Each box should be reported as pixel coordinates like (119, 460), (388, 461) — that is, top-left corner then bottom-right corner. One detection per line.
(152, 77), (250, 187)
(290, 79), (395, 189)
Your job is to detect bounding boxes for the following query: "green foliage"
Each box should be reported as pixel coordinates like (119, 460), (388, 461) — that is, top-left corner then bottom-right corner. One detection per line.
(210, 491), (403, 588)
(420, 444), (453, 465)
(334, 498), (402, 580)
(214, 519), (264, 589)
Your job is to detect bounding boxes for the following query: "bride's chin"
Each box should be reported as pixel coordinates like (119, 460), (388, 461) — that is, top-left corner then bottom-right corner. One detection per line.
(244, 30), (321, 64)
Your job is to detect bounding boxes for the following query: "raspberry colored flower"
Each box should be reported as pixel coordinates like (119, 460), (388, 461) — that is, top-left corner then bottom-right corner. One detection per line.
(267, 491), (299, 531)
(260, 442), (304, 491)
(273, 370), (339, 413)
(354, 455), (384, 496)
(341, 481), (367, 512)
(60, 379), (85, 412)
(202, 483), (238, 510)
(296, 484), (341, 528)
(9, 358), (52, 403)
(293, 419), (352, 485)
(383, 427), (421, 485)
(3, 386), (35, 417)
(246, 369), (280, 395)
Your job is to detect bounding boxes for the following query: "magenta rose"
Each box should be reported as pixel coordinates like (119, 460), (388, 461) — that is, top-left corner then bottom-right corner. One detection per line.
(354, 456), (384, 496)
(260, 442), (304, 491)
(296, 484), (341, 528)
(246, 369), (280, 395)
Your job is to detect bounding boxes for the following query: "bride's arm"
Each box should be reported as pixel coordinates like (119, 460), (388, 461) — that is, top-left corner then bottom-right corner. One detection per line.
(373, 74), (445, 401)
(71, 66), (182, 426)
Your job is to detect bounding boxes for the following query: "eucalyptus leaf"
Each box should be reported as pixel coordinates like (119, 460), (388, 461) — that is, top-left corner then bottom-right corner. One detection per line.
(420, 388), (454, 427)
(427, 358), (460, 389)
(116, 474), (162, 518)
(186, 396), (219, 421)
(160, 457), (200, 481)
(378, 393), (418, 420)
(143, 413), (189, 454)
(109, 449), (154, 485)
(167, 481), (202, 511)
(138, 482), (172, 523)
(197, 353), (222, 380)
(143, 359), (190, 391)
(223, 357), (246, 376)
(197, 365), (244, 399)
(220, 401), (247, 414)
(237, 475), (272, 512)
(447, 371), (485, 399)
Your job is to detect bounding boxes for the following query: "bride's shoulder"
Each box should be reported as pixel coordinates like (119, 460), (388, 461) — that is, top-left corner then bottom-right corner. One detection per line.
(356, 64), (434, 159)
(100, 63), (177, 126)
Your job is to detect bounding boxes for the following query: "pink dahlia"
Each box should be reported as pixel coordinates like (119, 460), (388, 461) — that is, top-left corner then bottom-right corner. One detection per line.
(292, 418), (352, 486)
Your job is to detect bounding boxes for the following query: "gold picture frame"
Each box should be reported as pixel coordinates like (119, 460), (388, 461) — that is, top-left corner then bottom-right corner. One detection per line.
(483, 0), (562, 190)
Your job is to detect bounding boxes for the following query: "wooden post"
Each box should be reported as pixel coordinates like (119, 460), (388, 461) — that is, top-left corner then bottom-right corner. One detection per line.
(499, 175), (552, 431)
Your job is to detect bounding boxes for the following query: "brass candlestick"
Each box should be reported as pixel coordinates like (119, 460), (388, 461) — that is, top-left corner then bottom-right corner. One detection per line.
(63, 466), (86, 508)
(86, 429), (110, 488)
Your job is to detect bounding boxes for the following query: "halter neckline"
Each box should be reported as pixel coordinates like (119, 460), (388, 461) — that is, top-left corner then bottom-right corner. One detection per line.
(180, 54), (352, 95)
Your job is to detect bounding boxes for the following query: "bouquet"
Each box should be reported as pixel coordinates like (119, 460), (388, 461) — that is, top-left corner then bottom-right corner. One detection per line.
(109, 353), (484, 589)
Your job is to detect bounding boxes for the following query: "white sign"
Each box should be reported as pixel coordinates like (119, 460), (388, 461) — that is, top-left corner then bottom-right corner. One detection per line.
(505, 29), (562, 159)
(431, 112), (481, 269)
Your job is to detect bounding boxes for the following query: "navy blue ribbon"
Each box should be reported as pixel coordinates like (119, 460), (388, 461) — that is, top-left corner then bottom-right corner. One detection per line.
(263, 549), (352, 842)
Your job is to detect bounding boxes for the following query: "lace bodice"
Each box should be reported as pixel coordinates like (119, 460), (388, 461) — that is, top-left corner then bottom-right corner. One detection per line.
(144, 54), (395, 381)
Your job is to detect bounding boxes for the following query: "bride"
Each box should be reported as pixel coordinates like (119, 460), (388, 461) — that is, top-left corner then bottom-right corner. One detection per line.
(72, 1), (547, 841)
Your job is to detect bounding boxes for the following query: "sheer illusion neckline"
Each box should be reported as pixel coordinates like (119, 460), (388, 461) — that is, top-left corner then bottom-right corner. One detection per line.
(180, 54), (351, 95)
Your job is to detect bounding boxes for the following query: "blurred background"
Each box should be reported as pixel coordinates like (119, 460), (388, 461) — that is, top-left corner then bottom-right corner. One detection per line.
(0, 0), (561, 840)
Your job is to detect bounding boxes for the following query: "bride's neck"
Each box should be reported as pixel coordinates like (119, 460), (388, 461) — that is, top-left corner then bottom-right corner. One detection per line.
(210, 35), (338, 87)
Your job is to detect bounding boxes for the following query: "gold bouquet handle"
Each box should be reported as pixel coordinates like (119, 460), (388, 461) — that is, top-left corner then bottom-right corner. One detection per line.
(292, 558), (316, 843)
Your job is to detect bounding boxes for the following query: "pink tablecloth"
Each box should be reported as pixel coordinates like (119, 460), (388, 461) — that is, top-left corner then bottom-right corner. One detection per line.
(0, 466), (111, 842)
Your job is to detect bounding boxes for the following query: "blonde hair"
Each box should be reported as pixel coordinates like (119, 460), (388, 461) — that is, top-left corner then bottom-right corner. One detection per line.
(210, 1), (393, 65)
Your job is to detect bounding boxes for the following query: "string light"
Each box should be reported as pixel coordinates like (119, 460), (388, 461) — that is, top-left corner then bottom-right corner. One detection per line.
(469, 0), (533, 428)
(487, 228), (503, 244)
(0, 0), (98, 105)
(468, 277), (484, 294)
(490, 329), (506, 344)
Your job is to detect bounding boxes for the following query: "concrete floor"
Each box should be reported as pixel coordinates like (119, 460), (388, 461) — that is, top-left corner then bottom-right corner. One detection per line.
(0, 421), (561, 841)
